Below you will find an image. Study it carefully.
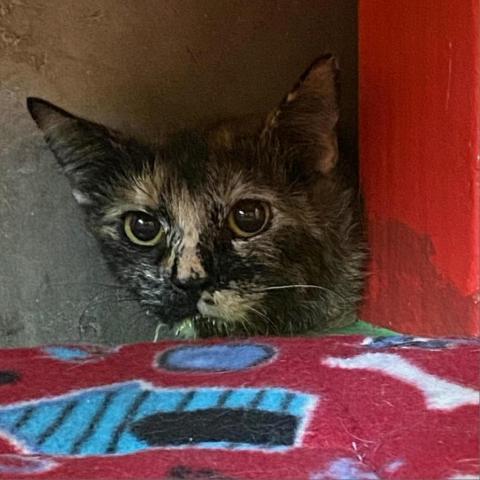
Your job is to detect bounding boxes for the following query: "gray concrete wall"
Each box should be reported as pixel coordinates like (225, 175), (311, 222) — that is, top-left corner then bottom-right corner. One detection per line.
(0, 0), (357, 346)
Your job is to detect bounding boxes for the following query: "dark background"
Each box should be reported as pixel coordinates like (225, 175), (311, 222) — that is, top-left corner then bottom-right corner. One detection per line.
(0, 0), (357, 346)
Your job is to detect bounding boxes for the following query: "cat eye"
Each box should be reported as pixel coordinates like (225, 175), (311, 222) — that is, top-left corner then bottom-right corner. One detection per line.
(228, 199), (271, 238)
(124, 212), (164, 246)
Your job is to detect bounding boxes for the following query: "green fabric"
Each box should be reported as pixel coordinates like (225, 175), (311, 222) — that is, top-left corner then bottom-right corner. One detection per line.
(326, 320), (398, 336)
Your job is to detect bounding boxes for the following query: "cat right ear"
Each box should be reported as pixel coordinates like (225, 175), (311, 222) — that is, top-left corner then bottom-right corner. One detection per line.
(260, 55), (340, 178)
(27, 97), (121, 206)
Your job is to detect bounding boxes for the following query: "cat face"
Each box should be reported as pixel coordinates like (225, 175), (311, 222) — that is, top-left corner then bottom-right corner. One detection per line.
(28, 55), (365, 337)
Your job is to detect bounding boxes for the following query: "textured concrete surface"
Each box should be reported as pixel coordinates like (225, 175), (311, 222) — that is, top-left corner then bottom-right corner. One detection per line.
(0, 0), (357, 346)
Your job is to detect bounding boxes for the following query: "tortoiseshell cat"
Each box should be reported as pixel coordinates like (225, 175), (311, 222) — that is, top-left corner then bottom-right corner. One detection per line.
(27, 55), (365, 338)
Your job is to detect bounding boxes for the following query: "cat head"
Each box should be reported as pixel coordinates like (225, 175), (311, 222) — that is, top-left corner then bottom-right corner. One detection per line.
(27, 55), (365, 337)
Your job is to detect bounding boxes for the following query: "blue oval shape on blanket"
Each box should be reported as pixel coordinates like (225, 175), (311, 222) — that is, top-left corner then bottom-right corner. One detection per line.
(44, 346), (91, 361)
(158, 343), (275, 372)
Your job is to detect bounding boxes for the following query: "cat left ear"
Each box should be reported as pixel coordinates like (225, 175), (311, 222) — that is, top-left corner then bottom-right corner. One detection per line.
(27, 97), (122, 206)
(261, 54), (339, 176)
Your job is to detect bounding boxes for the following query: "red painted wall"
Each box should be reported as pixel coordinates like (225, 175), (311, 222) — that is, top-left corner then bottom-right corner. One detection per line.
(359, 0), (480, 335)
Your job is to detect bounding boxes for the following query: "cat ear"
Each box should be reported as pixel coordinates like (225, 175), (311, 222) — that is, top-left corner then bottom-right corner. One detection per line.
(261, 54), (339, 176)
(27, 97), (121, 206)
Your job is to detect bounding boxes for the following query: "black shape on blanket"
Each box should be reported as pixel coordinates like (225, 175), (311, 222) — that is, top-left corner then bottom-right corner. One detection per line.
(0, 371), (20, 385)
(131, 408), (297, 447)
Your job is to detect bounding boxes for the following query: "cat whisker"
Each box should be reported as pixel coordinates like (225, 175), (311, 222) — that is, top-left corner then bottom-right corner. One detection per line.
(115, 307), (160, 340)
(211, 316), (231, 337)
(48, 281), (128, 290)
(244, 305), (278, 335)
(254, 284), (332, 293)
(238, 318), (251, 337)
(153, 323), (162, 342)
(252, 284), (347, 303)
(76, 294), (141, 341)
(153, 322), (169, 342)
(78, 293), (139, 325)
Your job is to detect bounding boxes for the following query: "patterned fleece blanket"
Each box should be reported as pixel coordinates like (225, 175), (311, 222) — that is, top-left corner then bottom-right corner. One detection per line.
(0, 335), (478, 479)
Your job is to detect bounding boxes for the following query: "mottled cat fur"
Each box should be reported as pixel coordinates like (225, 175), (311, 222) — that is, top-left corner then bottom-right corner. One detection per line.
(27, 55), (365, 338)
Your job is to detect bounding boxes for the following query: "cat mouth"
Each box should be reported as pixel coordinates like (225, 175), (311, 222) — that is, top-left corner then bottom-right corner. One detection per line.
(154, 291), (244, 339)
(175, 311), (235, 339)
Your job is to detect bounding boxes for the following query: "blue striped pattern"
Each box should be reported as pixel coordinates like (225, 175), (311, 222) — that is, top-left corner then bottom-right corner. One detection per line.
(0, 381), (316, 456)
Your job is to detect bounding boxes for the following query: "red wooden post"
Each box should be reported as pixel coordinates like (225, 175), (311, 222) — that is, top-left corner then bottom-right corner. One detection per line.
(359, 1), (480, 335)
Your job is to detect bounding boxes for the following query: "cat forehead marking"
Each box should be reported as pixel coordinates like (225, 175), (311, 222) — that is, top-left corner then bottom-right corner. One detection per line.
(171, 188), (208, 281)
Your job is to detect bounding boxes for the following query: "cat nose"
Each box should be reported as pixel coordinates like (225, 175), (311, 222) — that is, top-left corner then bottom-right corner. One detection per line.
(171, 260), (211, 291)
(172, 274), (211, 291)
(171, 247), (214, 291)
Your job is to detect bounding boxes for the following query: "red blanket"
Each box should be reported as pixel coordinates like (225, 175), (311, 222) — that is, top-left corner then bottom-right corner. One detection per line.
(0, 335), (478, 479)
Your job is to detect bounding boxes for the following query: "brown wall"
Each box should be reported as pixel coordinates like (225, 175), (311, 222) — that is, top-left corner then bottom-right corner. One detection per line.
(1, 0), (357, 137)
(0, 0), (357, 346)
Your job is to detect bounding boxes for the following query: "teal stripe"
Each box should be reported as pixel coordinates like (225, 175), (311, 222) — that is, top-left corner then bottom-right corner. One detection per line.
(223, 388), (261, 409)
(79, 384), (139, 455)
(0, 407), (24, 431)
(184, 389), (223, 411)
